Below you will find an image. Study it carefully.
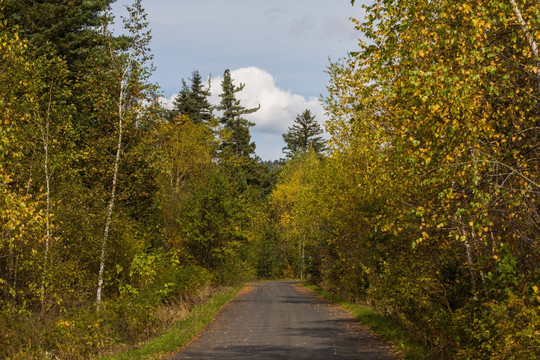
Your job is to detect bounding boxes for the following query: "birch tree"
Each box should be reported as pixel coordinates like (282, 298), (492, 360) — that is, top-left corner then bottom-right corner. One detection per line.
(32, 60), (71, 309)
(317, 0), (539, 357)
(95, 0), (154, 307)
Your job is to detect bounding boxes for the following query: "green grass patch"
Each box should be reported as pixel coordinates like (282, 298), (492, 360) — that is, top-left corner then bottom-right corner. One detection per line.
(98, 285), (242, 360)
(302, 283), (429, 360)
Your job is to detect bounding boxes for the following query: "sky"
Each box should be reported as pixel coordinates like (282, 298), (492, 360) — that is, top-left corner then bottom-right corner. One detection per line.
(110, 0), (366, 160)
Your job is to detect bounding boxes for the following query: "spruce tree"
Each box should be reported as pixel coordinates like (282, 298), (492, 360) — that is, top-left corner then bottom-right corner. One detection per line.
(215, 69), (260, 158)
(172, 79), (190, 120)
(282, 109), (326, 158)
(2, 0), (113, 71)
(172, 70), (213, 124)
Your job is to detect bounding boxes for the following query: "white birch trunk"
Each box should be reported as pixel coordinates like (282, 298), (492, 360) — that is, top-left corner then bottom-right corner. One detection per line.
(96, 47), (134, 308)
(95, 0), (147, 309)
(463, 234), (477, 298)
(40, 80), (54, 308)
(96, 82), (125, 308)
(510, 0), (540, 91)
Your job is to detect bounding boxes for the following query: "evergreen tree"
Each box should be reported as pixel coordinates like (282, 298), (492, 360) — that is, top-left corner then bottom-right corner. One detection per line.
(171, 70), (213, 124)
(2, 0), (113, 71)
(171, 79), (190, 120)
(282, 109), (326, 158)
(215, 69), (260, 158)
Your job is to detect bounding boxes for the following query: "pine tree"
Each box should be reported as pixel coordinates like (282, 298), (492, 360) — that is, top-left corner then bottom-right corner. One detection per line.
(282, 109), (326, 158)
(172, 70), (213, 124)
(215, 69), (260, 158)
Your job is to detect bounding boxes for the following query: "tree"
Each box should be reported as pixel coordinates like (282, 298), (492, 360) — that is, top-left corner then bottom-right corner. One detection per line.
(2, 0), (113, 72)
(319, 0), (540, 358)
(0, 22), (48, 314)
(155, 116), (215, 246)
(171, 70), (213, 124)
(282, 109), (326, 158)
(267, 150), (325, 279)
(94, 0), (155, 308)
(215, 69), (260, 158)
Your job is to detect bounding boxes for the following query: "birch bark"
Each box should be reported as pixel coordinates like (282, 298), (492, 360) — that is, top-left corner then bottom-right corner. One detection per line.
(96, 59), (130, 308)
(39, 79), (54, 308)
(509, 0), (540, 91)
(94, 0), (151, 308)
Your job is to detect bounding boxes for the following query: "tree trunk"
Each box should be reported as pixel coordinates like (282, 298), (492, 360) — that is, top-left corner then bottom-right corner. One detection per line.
(96, 85), (125, 309)
(510, 0), (540, 91)
(95, 0), (146, 309)
(40, 79), (54, 309)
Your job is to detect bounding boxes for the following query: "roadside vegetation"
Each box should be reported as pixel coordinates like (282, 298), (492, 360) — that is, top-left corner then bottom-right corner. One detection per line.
(303, 283), (429, 360)
(0, 1), (269, 358)
(1, 0), (538, 359)
(261, 1), (539, 358)
(99, 285), (241, 360)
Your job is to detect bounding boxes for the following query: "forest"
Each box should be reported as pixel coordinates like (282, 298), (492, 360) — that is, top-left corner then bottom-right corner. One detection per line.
(0, 0), (538, 359)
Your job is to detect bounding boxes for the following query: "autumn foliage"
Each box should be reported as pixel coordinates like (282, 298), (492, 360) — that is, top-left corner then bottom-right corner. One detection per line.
(266, 0), (539, 358)
(1, 0), (539, 358)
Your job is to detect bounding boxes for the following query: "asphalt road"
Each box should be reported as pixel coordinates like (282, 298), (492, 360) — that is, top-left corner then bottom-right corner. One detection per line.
(167, 281), (399, 359)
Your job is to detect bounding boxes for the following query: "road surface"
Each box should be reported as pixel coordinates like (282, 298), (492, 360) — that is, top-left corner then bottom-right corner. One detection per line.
(168, 281), (399, 359)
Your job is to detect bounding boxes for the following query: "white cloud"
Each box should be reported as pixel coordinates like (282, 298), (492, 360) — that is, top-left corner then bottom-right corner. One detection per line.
(161, 67), (328, 160)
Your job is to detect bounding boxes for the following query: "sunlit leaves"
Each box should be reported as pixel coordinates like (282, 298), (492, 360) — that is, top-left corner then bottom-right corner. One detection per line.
(320, 0), (539, 357)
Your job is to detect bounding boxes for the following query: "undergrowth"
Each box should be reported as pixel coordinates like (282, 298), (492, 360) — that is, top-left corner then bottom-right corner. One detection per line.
(99, 285), (242, 360)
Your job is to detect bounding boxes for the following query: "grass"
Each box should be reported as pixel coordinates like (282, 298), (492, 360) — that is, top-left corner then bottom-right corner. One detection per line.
(302, 283), (430, 360)
(98, 285), (242, 360)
